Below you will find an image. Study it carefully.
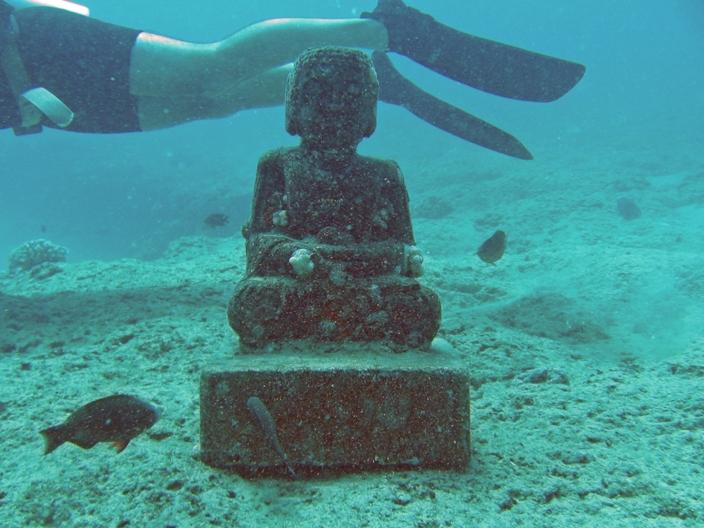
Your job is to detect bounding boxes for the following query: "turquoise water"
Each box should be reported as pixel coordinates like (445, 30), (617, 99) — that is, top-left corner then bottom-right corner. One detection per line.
(2, 0), (701, 261)
(1, 1), (703, 526)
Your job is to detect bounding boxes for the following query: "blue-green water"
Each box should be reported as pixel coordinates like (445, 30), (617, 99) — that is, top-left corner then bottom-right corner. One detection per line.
(1, 1), (703, 527)
(2, 0), (702, 261)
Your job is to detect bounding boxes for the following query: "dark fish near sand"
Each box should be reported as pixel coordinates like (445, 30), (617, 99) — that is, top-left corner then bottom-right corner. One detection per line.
(477, 230), (507, 264)
(204, 213), (229, 228)
(40, 394), (159, 454)
(616, 197), (641, 220)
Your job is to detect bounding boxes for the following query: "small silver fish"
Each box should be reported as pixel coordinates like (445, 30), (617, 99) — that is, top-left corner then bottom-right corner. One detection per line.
(247, 396), (297, 479)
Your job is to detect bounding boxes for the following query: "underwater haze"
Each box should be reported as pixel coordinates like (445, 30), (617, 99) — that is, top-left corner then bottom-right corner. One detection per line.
(2, 0), (703, 261)
(1, 0), (703, 526)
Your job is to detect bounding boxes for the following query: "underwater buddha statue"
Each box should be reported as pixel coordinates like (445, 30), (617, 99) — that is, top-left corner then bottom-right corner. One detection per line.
(228, 47), (440, 352)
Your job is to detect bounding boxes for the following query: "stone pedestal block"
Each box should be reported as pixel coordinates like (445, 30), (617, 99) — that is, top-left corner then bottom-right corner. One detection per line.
(200, 348), (470, 477)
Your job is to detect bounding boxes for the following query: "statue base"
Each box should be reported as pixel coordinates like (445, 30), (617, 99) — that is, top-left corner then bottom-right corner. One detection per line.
(200, 344), (470, 477)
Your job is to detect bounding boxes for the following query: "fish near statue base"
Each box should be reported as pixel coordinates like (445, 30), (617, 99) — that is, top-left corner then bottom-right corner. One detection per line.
(200, 348), (470, 476)
(200, 48), (469, 476)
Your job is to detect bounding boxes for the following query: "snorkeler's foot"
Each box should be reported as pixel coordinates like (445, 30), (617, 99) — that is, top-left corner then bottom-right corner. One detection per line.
(363, 0), (585, 102)
(373, 52), (532, 160)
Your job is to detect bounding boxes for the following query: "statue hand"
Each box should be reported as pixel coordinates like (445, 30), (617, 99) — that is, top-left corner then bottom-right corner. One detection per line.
(403, 245), (424, 277)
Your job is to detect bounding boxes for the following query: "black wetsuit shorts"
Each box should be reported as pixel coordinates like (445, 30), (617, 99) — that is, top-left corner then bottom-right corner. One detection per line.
(0, 7), (141, 133)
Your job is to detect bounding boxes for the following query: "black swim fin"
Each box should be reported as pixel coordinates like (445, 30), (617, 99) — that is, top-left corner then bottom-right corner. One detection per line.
(363, 0), (585, 102)
(373, 52), (532, 160)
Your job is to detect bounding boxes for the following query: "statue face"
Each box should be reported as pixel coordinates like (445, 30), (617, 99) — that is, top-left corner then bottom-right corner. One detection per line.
(297, 75), (375, 147)
(285, 48), (379, 150)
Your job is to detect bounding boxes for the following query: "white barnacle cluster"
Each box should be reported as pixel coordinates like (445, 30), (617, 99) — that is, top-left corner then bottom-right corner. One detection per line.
(289, 248), (314, 278)
(8, 238), (68, 274)
(372, 207), (390, 229)
(402, 244), (424, 277)
(272, 193), (289, 227)
(272, 210), (288, 227)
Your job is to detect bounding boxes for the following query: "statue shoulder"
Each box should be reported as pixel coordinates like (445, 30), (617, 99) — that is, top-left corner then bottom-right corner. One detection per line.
(255, 147), (300, 186)
(357, 155), (405, 188)
(257, 147), (296, 170)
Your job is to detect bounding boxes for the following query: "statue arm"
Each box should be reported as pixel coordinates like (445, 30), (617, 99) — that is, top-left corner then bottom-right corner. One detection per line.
(382, 162), (424, 277)
(380, 161), (415, 245)
(247, 235), (405, 279)
(249, 151), (286, 234)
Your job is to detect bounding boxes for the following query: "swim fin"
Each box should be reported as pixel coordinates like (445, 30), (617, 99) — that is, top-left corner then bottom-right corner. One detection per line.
(363, 0), (585, 102)
(373, 52), (532, 160)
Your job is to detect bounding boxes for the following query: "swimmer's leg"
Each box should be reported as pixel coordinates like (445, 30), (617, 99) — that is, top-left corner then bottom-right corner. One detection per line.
(372, 52), (532, 160)
(129, 19), (387, 98)
(137, 65), (292, 130)
(137, 53), (533, 161)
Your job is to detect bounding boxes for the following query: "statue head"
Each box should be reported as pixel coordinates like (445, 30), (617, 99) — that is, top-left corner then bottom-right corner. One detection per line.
(285, 47), (379, 152)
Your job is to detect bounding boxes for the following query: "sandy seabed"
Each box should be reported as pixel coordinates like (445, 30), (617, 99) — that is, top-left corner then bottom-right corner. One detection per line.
(1, 142), (703, 528)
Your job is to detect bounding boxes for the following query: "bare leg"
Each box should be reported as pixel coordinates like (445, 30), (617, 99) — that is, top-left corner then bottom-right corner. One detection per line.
(130, 18), (387, 129)
(137, 65), (292, 130)
(130, 18), (387, 96)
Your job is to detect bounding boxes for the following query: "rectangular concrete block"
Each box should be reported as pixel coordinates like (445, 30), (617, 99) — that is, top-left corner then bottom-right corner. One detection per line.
(200, 350), (470, 477)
